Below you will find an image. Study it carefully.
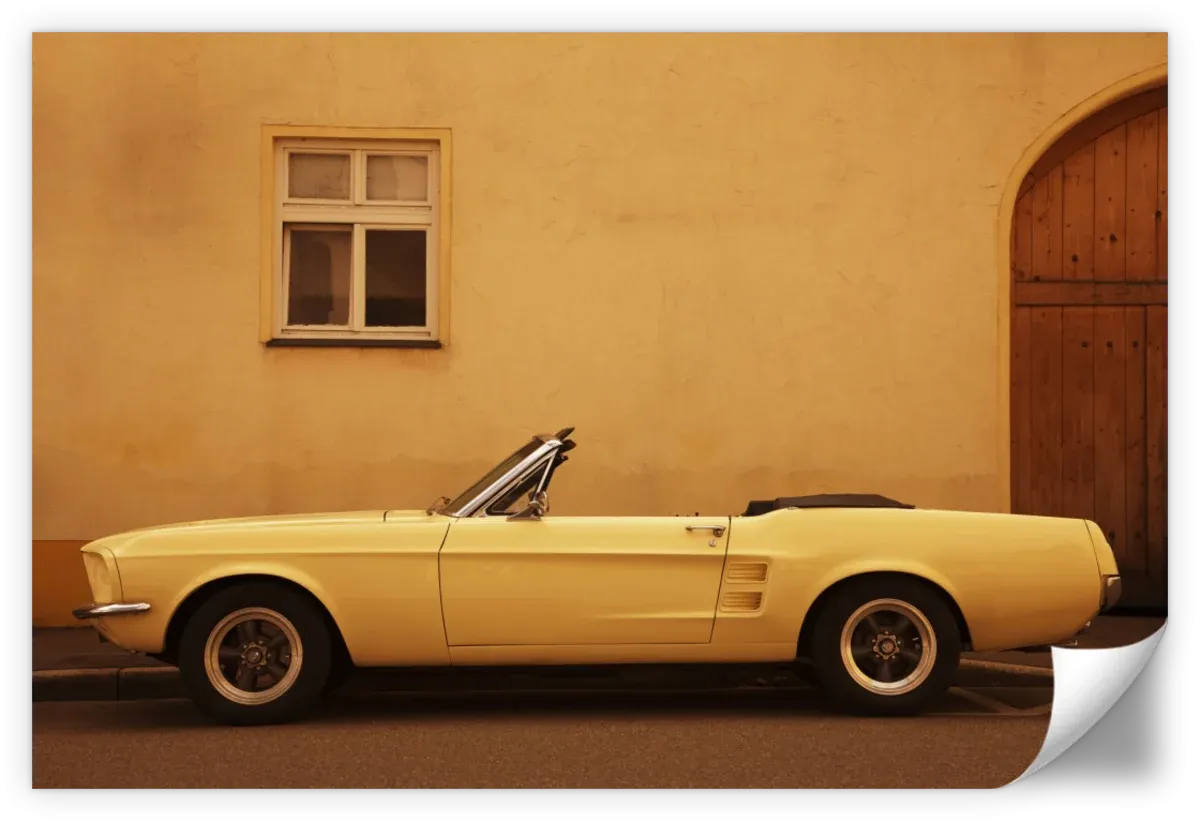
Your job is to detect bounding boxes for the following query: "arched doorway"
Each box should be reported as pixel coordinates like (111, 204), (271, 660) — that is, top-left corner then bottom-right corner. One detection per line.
(1010, 85), (1167, 609)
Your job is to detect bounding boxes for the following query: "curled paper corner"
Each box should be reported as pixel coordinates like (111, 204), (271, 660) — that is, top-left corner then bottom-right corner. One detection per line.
(1014, 622), (1166, 783)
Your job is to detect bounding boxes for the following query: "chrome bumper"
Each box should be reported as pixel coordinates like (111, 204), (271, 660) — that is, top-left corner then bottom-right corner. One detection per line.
(1101, 575), (1122, 611)
(72, 602), (151, 620)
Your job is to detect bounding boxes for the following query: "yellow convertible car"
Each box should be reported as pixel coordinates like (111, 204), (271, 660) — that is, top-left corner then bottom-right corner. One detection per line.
(74, 428), (1122, 725)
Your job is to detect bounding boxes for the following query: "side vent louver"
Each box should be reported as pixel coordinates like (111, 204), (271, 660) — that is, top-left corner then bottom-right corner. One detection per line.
(725, 562), (768, 583)
(720, 591), (764, 613)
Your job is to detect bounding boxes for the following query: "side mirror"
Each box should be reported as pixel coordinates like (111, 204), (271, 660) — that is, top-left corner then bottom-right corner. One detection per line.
(507, 490), (548, 521)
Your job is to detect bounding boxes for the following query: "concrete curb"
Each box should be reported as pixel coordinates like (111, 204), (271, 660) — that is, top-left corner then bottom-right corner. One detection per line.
(34, 660), (1054, 703)
(33, 667), (184, 702)
(960, 658), (1054, 678)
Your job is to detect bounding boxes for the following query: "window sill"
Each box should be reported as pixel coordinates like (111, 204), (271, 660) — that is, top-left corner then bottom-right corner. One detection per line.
(265, 338), (442, 349)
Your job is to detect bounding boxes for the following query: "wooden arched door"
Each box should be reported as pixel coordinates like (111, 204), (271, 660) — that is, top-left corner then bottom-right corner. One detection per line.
(1010, 86), (1167, 609)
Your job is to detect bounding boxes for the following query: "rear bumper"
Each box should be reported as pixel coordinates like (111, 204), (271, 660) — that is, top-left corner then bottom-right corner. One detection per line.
(1102, 575), (1123, 611)
(72, 602), (151, 620)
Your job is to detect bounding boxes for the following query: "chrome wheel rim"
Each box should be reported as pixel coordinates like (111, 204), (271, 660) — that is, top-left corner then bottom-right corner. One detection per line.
(203, 607), (303, 706)
(839, 598), (936, 696)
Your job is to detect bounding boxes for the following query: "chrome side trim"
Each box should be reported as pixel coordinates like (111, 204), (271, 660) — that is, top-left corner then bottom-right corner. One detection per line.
(448, 436), (564, 518)
(72, 602), (151, 620)
(1101, 575), (1122, 611)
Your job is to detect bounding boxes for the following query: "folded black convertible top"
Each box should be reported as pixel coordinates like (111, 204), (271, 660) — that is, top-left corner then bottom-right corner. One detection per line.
(741, 494), (915, 517)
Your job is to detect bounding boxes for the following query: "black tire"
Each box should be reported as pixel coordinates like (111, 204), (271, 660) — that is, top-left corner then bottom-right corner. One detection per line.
(178, 581), (332, 726)
(809, 577), (961, 716)
(792, 659), (821, 686)
(322, 642), (355, 698)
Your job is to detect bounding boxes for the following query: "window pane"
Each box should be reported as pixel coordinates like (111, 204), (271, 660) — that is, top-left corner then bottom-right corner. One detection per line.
(365, 230), (427, 327)
(366, 155), (428, 201)
(288, 153), (351, 199)
(287, 227), (351, 326)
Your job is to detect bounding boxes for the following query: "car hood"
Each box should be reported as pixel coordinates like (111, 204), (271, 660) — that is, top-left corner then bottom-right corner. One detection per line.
(84, 509), (451, 559)
(384, 509), (443, 522)
(104, 509), (400, 540)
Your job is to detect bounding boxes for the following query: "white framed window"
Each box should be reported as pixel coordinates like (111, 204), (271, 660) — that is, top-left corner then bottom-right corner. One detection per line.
(269, 135), (443, 345)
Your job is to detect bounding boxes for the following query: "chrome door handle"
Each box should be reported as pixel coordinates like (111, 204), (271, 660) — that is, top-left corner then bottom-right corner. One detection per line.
(686, 525), (726, 537)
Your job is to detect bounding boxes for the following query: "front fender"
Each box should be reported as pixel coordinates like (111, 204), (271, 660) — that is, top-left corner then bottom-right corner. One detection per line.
(91, 558), (346, 656)
(163, 561), (346, 646)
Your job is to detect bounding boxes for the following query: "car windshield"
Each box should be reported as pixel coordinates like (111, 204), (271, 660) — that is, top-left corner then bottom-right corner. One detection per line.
(443, 439), (543, 514)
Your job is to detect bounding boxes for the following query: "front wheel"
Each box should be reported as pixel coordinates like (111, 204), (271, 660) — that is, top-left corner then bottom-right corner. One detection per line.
(809, 578), (961, 715)
(178, 582), (332, 725)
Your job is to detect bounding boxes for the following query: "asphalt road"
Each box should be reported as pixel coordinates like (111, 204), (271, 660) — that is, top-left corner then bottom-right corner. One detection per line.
(34, 687), (1050, 788)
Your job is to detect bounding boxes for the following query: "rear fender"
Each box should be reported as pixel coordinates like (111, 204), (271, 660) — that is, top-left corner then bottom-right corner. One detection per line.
(805, 559), (969, 634)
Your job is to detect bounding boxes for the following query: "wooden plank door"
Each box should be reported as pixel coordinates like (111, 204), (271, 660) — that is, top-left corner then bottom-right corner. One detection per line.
(1011, 87), (1167, 608)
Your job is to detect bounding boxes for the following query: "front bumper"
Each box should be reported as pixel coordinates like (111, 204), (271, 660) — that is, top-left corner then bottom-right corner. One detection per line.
(72, 602), (151, 620)
(1102, 575), (1123, 611)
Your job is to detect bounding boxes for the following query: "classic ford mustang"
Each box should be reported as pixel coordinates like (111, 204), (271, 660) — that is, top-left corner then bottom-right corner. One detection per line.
(74, 428), (1122, 724)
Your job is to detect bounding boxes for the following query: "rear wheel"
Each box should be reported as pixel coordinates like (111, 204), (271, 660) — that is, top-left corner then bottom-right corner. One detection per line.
(322, 641), (355, 697)
(178, 582), (332, 725)
(809, 577), (960, 715)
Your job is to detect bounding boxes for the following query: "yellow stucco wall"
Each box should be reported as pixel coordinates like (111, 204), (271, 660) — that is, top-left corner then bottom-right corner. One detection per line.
(33, 33), (1166, 624)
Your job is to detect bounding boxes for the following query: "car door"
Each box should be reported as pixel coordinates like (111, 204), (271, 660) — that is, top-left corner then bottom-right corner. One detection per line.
(438, 515), (731, 647)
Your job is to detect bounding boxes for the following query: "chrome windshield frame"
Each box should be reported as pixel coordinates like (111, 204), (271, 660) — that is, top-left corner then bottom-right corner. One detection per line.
(446, 434), (565, 518)
(477, 452), (557, 518)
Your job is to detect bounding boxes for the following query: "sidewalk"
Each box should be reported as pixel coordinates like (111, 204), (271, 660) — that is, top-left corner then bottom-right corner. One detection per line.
(32, 614), (1164, 702)
(34, 627), (168, 671)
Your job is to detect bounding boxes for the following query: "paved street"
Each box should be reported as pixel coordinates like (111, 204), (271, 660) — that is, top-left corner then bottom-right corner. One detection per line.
(34, 686), (1049, 788)
(36, 617), (1163, 788)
